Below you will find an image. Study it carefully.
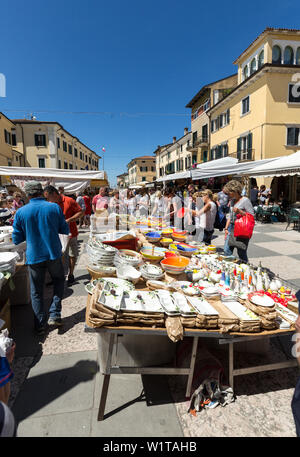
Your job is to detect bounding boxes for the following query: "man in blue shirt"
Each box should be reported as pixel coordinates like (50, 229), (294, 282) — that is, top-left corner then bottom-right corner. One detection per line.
(12, 181), (70, 335)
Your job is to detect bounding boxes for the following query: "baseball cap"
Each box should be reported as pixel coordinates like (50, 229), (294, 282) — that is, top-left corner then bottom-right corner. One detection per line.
(24, 181), (43, 194)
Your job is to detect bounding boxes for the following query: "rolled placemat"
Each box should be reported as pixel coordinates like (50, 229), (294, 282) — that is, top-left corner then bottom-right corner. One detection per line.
(244, 300), (278, 330)
(195, 315), (219, 329)
(208, 300), (240, 333)
(165, 316), (184, 342)
(180, 316), (196, 328)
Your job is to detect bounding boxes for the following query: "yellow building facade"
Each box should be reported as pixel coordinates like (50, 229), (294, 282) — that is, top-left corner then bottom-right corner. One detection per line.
(127, 156), (156, 186)
(0, 112), (23, 167)
(208, 28), (300, 169)
(13, 119), (99, 171)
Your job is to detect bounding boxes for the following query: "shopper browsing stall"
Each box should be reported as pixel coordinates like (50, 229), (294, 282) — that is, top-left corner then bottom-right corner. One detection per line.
(12, 181), (70, 333)
(223, 180), (255, 263)
(188, 190), (217, 244)
(44, 185), (84, 286)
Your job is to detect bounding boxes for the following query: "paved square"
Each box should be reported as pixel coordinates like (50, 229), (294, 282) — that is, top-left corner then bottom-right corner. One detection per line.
(250, 255), (300, 280)
(254, 241), (300, 256)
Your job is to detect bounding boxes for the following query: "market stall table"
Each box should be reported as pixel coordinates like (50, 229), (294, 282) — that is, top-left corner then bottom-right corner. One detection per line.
(84, 295), (297, 421)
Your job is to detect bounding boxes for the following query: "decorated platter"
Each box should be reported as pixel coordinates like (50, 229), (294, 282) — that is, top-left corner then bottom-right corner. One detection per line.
(248, 292), (275, 307)
(121, 290), (164, 313)
(187, 296), (219, 316)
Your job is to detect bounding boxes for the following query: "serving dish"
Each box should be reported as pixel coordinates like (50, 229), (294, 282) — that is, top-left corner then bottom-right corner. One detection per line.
(121, 290), (164, 313)
(156, 290), (180, 315)
(187, 296), (219, 316)
(248, 292), (275, 307)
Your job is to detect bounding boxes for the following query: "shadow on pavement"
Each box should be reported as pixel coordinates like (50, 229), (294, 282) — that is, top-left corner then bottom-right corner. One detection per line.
(12, 359), (98, 423)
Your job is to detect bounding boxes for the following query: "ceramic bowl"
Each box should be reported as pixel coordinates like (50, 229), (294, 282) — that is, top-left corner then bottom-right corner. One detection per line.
(160, 238), (173, 247)
(140, 246), (166, 261)
(116, 264), (141, 284)
(161, 228), (173, 236)
(160, 256), (190, 274)
(172, 235), (187, 242)
(145, 232), (161, 243)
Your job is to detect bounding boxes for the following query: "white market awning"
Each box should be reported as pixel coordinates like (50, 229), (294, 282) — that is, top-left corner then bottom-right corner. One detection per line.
(241, 151), (300, 177)
(156, 170), (192, 183)
(0, 166), (107, 194)
(191, 157), (281, 180)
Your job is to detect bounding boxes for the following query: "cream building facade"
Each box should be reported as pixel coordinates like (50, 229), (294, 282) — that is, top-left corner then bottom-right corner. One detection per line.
(117, 172), (129, 188)
(185, 74), (238, 164)
(12, 119), (99, 171)
(155, 129), (192, 180)
(127, 156), (156, 186)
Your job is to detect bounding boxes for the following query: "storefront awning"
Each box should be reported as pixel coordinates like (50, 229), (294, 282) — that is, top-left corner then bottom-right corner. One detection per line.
(241, 151), (300, 177)
(0, 166), (107, 194)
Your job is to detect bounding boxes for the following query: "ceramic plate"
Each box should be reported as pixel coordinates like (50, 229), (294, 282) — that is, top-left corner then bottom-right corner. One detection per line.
(156, 290), (180, 315)
(172, 292), (196, 315)
(187, 296), (219, 315)
(87, 277), (134, 294)
(248, 292), (275, 307)
(222, 301), (260, 321)
(121, 290), (164, 313)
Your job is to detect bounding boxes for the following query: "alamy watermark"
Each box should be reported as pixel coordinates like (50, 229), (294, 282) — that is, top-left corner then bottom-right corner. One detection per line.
(0, 73), (6, 97)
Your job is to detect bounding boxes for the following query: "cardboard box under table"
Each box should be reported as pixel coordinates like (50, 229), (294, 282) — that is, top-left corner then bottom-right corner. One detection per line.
(85, 292), (297, 421)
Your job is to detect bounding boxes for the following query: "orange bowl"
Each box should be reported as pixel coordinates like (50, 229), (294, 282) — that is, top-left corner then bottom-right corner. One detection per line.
(161, 256), (190, 268)
(173, 230), (187, 236)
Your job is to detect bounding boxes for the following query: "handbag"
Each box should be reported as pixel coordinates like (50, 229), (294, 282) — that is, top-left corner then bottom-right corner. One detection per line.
(233, 212), (255, 239)
(228, 230), (248, 250)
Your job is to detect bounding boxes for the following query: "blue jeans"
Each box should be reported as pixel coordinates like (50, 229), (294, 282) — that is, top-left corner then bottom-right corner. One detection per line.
(28, 258), (65, 329)
(224, 223), (249, 263)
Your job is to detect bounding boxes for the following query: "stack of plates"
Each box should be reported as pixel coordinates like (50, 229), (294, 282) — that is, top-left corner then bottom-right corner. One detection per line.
(140, 263), (164, 281)
(0, 251), (19, 274)
(86, 241), (118, 266)
(114, 249), (142, 268)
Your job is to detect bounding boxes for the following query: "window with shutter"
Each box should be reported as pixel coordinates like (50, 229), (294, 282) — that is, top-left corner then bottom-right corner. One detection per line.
(237, 137), (242, 160)
(247, 133), (253, 159)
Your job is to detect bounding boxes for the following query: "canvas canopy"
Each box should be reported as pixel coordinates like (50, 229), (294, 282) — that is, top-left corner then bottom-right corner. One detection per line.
(191, 157), (280, 180)
(241, 151), (300, 177)
(0, 166), (107, 194)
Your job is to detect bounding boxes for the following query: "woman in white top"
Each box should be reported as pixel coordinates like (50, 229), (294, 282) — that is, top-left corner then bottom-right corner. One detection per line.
(125, 190), (137, 216)
(188, 189), (217, 245)
(151, 190), (166, 218)
(138, 189), (149, 217)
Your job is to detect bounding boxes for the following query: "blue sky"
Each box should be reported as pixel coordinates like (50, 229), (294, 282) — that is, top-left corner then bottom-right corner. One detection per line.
(0, 0), (299, 185)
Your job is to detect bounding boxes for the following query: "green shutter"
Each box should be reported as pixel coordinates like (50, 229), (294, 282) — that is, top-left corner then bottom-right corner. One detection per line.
(237, 137), (241, 160)
(247, 133), (252, 159)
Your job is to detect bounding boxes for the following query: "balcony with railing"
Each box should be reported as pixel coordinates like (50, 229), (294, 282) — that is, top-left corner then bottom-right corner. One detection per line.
(229, 149), (254, 161)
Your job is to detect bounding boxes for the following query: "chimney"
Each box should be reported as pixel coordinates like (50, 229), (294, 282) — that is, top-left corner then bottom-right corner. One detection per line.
(184, 127), (188, 135)
(173, 136), (176, 143)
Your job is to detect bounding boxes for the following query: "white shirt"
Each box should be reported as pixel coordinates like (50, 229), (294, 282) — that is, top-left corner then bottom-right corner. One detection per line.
(200, 201), (217, 231)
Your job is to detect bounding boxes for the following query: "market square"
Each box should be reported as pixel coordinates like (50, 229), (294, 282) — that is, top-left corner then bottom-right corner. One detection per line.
(1, 0), (300, 441)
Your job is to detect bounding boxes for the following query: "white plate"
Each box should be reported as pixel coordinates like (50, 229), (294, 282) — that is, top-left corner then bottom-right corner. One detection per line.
(121, 291), (164, 313)
(249, 293), (275, 307)
(187, 296), (219, 315)
(172, 292), (196, 315)
(98, 289), (123, 311)
(0, 252), (18, 264)
(275, 303), (298, 322)
(222, 301), (260, 321)
(157, 290), (180, 315)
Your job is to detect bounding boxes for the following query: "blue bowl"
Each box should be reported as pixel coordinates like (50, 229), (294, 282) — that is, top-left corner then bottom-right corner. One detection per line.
(145, 232), (161, 238)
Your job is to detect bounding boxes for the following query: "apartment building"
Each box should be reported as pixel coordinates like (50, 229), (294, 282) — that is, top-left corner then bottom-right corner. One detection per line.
(155, 129), (192, 180)
(117, 172), (129, 188)
(0, 112), (23, 167)
(127, 156), (156, 186)
(207, 27), (300, 188)
(185, 74), (237, 164)
(12, 118), (99, 171)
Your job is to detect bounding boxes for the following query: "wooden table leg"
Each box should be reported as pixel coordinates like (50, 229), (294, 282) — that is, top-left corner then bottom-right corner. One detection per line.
(185, 336), (199, 398)
(98, 374), (111, 421)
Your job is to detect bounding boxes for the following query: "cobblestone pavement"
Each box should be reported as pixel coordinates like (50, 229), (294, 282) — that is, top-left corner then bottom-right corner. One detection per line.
(9, 224), (300, 437)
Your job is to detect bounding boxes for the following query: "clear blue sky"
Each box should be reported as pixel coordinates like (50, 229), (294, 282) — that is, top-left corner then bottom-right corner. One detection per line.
(0, 0), (299, 185)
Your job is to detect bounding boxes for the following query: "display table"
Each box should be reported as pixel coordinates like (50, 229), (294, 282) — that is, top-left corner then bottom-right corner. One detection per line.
(85, 296), (298, 421)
